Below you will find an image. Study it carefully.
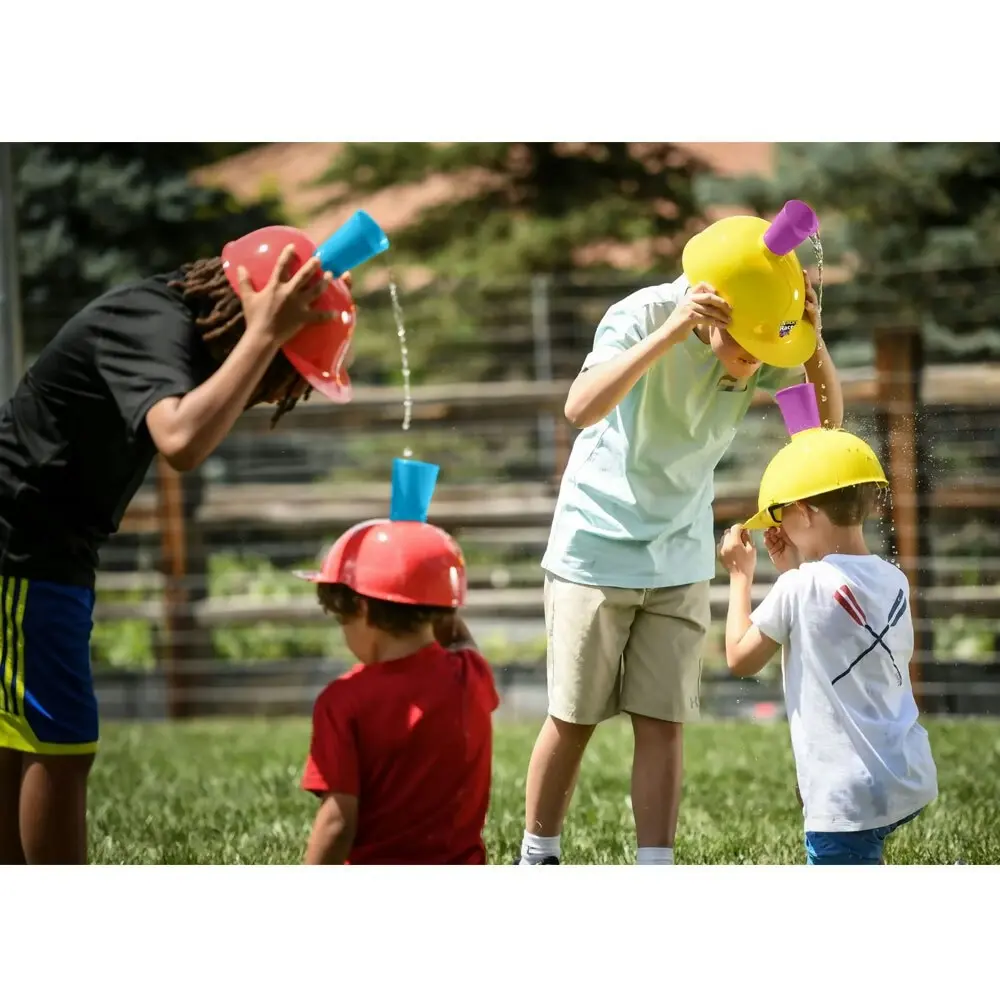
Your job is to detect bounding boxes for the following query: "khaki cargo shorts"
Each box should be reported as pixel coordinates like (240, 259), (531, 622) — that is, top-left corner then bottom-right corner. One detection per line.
(543, 572), (711, 725)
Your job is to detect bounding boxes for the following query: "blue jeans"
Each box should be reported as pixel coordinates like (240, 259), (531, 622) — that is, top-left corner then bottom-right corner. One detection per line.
(805, 810), (922, 865)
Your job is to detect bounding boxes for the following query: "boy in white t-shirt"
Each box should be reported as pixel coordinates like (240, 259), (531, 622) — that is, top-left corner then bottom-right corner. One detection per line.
(718, 384), (938, 864)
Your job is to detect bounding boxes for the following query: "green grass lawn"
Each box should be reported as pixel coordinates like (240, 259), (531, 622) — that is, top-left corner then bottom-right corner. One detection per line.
(88, 717), (1000, 864)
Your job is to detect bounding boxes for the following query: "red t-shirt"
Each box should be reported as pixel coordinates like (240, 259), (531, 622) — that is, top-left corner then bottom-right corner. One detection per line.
(302, 642), (499, 865)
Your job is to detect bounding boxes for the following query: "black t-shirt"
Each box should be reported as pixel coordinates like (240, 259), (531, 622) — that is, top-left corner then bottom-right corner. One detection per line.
(0, 270), (217, 588)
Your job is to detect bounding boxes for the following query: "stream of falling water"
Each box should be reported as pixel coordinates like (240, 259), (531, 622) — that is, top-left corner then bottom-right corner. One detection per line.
(387, 267), (413, 457)
(809, 233), (829, 415)
(809, 233), (824, 318)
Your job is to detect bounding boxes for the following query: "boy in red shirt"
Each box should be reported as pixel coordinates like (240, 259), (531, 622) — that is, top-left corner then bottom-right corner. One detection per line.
(296, 461), (499, 865)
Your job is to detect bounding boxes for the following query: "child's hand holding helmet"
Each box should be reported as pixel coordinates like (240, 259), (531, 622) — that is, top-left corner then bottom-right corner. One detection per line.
(665, 282), (732, 339)
(236, 244), (337, 348)
(669, 283), (763, 380)
(719, 524), (757, 578)
(803, 270), (822, 343)
(764, 526), (802, 574)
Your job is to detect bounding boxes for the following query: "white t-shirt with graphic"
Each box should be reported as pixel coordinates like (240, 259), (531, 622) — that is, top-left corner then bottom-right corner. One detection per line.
(751, 554), (938, 833)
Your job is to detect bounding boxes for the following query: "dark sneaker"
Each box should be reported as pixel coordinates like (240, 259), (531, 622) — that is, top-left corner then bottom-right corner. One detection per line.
(511, 854), (560, 865)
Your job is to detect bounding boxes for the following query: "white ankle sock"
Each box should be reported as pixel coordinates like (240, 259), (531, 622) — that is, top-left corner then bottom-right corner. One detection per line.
(637, 847), (674, 865)
(521, 832), (561, 860)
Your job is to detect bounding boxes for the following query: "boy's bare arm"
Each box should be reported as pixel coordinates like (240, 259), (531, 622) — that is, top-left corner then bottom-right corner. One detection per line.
(565, 326), (682, 428)
(304, 792), (358, 864)
(146, 329), (282, 472)
(434, 612), (478, 652)
(800, 274), (844, 429)
(565, 283), (730, 428)
(147, 248), (335, 473)
(725, 575), (780, 678)
(804, 341), (844, 429)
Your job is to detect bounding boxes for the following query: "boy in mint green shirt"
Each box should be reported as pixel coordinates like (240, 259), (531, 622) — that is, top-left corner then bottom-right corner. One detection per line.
(516, 273), (842, 866)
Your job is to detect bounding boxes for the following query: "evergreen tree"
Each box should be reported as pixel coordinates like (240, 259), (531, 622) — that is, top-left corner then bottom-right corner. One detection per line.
(12, 143), (283, 356)
(698, 143), (1000, 362)
(316, 142), (711, 279)
(317, 143), (717, 393)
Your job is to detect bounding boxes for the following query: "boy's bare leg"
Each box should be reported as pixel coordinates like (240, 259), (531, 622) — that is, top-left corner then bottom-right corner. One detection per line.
(630, 714), (684, 850)
(524, 716), (596, 837)
(520, 575), (635, 863)
(620, 583), (708, 864)
(19, 753), (94, 864)
(0, 748), (26, 864)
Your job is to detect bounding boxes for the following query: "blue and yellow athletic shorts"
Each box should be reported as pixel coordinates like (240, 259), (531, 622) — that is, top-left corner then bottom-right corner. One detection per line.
(0, 576), (99, 755)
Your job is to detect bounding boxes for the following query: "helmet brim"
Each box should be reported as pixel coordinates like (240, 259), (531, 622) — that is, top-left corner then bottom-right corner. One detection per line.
(294, 365), (353, 403)
(732, 318), (818, 370)
(742, 509), (777, 532)
(741, 473), (891, 534)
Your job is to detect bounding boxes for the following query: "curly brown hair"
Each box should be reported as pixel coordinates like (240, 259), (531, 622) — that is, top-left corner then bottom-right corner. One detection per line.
(317, 583), (448, 637)
(168, 257), (311, 428)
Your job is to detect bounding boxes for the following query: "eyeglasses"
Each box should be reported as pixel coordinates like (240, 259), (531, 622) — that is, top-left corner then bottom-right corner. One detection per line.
(767, 503), (789, 524)
(767, 501), (820, 524)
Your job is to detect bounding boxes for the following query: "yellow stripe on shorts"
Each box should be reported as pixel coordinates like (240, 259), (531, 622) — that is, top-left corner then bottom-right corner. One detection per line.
(1, 576), (28, 719)
(1, 576), (12, 714)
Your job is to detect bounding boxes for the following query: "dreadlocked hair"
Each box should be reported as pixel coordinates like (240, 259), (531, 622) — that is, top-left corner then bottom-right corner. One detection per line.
(169, 258), (312, 428)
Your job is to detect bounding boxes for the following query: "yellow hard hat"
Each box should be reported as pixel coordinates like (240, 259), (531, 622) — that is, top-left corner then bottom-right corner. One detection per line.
(742, 383), (888, 531)
(681, 200), (820, 369)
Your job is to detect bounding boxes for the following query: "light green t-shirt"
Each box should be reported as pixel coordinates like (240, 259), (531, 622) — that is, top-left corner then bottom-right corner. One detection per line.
(541, 277), (804, 590)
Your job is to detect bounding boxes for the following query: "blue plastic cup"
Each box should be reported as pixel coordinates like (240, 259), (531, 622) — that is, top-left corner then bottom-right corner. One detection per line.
(390, 458), (439, 523)
(314, 210), (390, 277)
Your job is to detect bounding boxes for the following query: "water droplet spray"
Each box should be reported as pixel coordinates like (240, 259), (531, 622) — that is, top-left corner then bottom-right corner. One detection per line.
(387, 266), (413, 456)
(808, 232), (824, 319)
(808, 232), (830, 409)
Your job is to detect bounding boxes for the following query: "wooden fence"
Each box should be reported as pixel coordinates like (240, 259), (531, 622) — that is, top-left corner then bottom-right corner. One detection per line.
(102, 326), (1000, 718)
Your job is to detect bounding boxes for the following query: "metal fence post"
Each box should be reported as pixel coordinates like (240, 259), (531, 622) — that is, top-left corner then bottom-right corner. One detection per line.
(531, 274), (555, 475)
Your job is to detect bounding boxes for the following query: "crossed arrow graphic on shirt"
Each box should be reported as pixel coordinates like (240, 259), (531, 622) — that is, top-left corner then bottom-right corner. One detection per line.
(831, 585), (906, 687)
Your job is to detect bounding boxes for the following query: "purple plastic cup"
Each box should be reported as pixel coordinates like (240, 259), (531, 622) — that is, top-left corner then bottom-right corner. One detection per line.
(763, 200), (820, 256)
(775, 382), (822, 436)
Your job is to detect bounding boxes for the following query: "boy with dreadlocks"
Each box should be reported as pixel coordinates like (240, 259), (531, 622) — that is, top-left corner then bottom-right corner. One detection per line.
(0, 243), (342, 864)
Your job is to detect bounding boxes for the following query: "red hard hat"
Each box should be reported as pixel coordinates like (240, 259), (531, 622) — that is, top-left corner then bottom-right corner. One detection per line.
(221, 225), (356, 403)
(296, 519), (467, 608)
